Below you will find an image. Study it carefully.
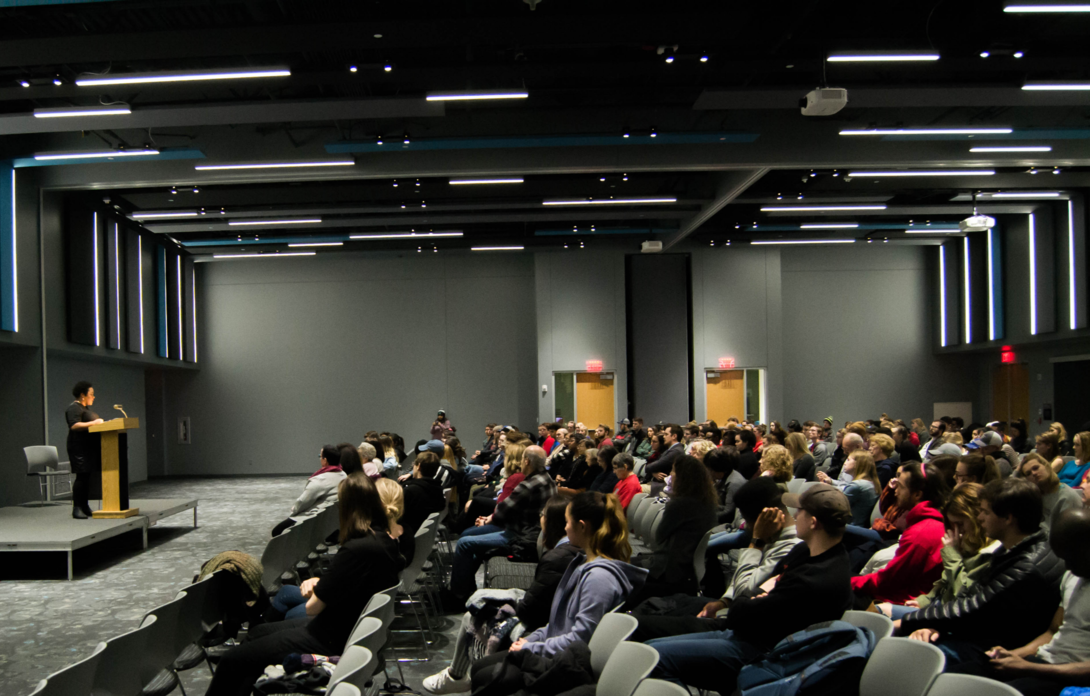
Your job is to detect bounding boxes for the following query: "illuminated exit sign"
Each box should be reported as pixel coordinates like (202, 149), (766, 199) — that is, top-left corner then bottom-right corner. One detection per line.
(586, 360), (603, 372)
(718, 357), (735, 369)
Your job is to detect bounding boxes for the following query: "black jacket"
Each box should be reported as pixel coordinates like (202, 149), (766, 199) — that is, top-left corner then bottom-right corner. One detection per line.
(736, 448), (760, 480)
(642, 496), (717, 585)
(547, 448), (574, 481)
(901, 529), (1066, 650)
(895, 442), (922, 463)
(793, 454), (817, 482)
(517, 543), (584, 631)
(646, 443), (685, 476)
(402, 476), (446, 537)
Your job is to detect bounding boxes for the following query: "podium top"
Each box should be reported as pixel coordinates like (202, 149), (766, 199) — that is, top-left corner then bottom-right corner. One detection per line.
(89, 417), (140, 433)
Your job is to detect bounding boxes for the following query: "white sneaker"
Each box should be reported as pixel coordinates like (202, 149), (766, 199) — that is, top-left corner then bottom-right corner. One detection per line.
(423, 667), (471, 694)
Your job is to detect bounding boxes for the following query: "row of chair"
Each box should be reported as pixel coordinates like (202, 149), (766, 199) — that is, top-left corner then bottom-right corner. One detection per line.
(259, 501), (341, 594)
(625, 492), (714, 586)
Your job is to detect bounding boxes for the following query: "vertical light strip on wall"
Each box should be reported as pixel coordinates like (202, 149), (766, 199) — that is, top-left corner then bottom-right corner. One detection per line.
(10, 169), (15, 332)
(176, 255), (182, 358)
(158, 246), (167, 358)
(114, 223), (121, 347)
(93, 212), (100, 346)
(1029, 213), (1038, 335)
(192, 267), (198, 362)
(138, 235), (145, 353)
(964, 236), (972, 343)
(1070, 200), (1077, 330)
(987, 229), (996, 341)
(939, 245), (947, 346)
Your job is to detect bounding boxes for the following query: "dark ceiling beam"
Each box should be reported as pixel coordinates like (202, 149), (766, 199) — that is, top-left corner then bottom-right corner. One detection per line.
(664, 168), (769, 249)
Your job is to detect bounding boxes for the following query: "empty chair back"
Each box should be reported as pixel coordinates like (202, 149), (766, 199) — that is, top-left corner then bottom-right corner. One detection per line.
(140, 593), (188, 686)
(346, 616), (385, 655)
(925, 673), (1022, 696)
(692, 529), (714, 584)
(596, 642), (659, 696)
(842, 610), (894, 640)
(400, 521), (436, 590)
(626, 493), (648, 531)
(328, 684), (362, 696)
(25, 445), (60, 473)
(870, 500), (883, 525)
(28, 641), (106, 696)
(173, 576), (213, 650)
(631, 678), (691, 696)
(786, 478), (805, 494)
(327, 646), (377, 691)
(588, 613), (640, 677)
(636, 500), (662, 539)
(260, 529), (297, 592)
(91, 615), (159, 696)
(860, 637), (944, 696)
(362, 591), (396, 629)
(649, 506), (667, 541)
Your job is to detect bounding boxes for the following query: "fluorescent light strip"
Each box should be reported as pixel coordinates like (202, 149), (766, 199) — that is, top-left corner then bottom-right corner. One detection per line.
(213, 252), (316, 259)
(848, 170), (996, 177)
(10, 169), (16, 332)
(1005, 4), (1090, 11)
(426, 90), (529, 101)
(34, 149), (159, 161)
(970, 146), (1052, 152)
(176, 256), (182, 359)
(840, 128), (1012, 135)
(349, 231), (463, 240)
(93, 213), (99, 347)
(471, 246), (525, 251)
(138, 235), (144, 354)
(449, 178), (525, 185)
(940, 246), (947, 347)
(750, 239), (856, 245)
(1030, 213), (1038, 335)
(988, 229), (996, 341)
(194, 160), (353, 170)
(132, 211), (200, 219)
(799, 223), (859, 229)
(1070, 200), (1077, 330)
(1023, 82), (1090, 90)
(761, 205), (887, 212)
(542, 197), (677, 206)
(228, 218), (321, 226)
(76, 67), (291, 87)
(33, 106), (131, 118)
(986, 192), (1062, 199)
(964, 236), (972, 343)
(828, 53), (939, 62)
(114, 223), (121, 347)
(192, 267), (197, 363)
(288, 242), (343, 247)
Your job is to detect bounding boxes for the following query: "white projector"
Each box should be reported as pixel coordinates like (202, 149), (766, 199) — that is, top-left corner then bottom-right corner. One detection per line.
(641, 240), (663, 253)
(960, 215), (996, 233)
(801, 88), (848, 116)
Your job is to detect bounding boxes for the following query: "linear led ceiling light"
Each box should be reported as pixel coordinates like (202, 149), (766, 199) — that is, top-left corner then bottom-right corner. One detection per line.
(940, 246), (948, 346)
(288, 242), (343, 247)
(213, 252), (316, 259)
(760, 204), (887, 212)
(840, 127), (1012, 135)
(33, 105), (131, 118)
(449, 178), (525, 184)
(750, 239), (856, 245)
(982, 191), (1062, 198)
(425, 90), (528, 101)
(1004, 3), (1090, 11)
(194, 160), (354, 170)
(76, 66), (291, 87)
(1023, 81), (1090, 90)
(1069, 200), (1078, 330)
(970, 145), (1052, 152)
(964, 236), (972, 343)
(828, 51), (939, 62)
(471, 246), (525, 251)
(33, 148), (159, 161)
(349, 231), (463, 240)
(848, 170), (995, 177)
(799, 223), (860, 229)
(542, 197), (677, 206)
(228, 218), (321, 226)
(1029, 213), (1038, 334)
(131, 211), (201, 219)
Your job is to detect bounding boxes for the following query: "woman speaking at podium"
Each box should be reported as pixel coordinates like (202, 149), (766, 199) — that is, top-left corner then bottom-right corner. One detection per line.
(66, 381), (104, 519)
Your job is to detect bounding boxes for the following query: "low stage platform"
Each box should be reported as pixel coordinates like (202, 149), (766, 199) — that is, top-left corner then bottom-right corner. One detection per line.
(0, 498), (198, 580)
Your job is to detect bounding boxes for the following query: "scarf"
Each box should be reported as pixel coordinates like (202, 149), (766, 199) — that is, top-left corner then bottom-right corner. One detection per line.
(310, 464), (343, 479)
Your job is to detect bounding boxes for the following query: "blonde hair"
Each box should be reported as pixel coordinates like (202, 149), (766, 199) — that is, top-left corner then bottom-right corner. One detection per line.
(846, 450), (881, 491)
(504, 442), (527, 476)
(689, 439), (716, 461)
(379, 434), (397, 460)
(760, 445), (794, 482)
(944, 482), (989, 557)
(1051, 422), (1069, 443)
(785, 432), (809, 460)
(442, 444), (458, 469)
(1020, 452), (1060, 487)
(942, 431), (964, 446)
(1075, 432), (1090, 462)
(869, 433), (895, 458)
(570, 491), (632, 562)
(374, 478), (404, 530)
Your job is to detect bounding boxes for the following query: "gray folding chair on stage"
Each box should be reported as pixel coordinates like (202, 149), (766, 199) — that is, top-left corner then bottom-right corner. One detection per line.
(327, 646), (378, 693)
(589, 613), (640, 677)
(860, 637), (945, 696)
(28, 641), (106, 696)
(631, 678), (691, 696)
(842, 610), (894, 640)
(24, 446), (72, 505)
(91, 615), (159, 696)
(596, 642), (659, 696)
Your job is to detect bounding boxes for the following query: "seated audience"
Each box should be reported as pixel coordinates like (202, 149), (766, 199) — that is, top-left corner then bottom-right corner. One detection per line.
(449, 446), (557, 600)
(612, 452), (643, 509)
(545, 429), (574, 479)
(1036, 431), (1065, 472)
(634, 484), (854, 695)
(758, 444), (794, 486)
(339, 443), (364, 476)
(970, 430), (1016, 477)
(646, 424), (686, 480)
(893, 425), (923, 463)
(468, 492), (647, 693)
(705, 446), (748, 525)
(379, 434), (400, 475)
(809, 424), (834, 471)
(852, 461), (949, 604)
(818, 449), (880, 527)
(207, 473), (403, 696)
(401, 453), (447, 560)
(829, 431), (865, 480)
(736, 429), (761, 480)
(869, 433), (899, 488)
(902, 478), (1065, 667)
(595, 423), (614, 449)
(688, 438), (716, 462)
(588, 445), (620, 494)
(272, 444), (346, 537)
(948, 508), (1090, 696)
(423, 495), (580, 694)
(1020, 453), (1082, 534)
(560, 446), (601, 494)
(1055, 431), (1090, 487)
(785, 432), (817, 481)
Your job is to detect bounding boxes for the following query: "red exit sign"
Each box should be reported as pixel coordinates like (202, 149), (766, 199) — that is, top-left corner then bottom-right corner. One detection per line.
(718, 357), (735, 369)
(586, 360), (603, 372)
(1001, 346), (1016, 364)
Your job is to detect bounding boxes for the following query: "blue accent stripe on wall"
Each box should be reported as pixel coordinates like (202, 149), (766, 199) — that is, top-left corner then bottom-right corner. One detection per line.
(990, 227), (1005, 341)
(157, 246), (168, 358)
(0, 163), (15, 332)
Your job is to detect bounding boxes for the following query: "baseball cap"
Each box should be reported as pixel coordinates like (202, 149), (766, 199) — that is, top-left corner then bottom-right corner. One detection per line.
(824, 416), (834, 424)
(782, 483), (852, 529)
(418, 439), (445, 456)
(928, 442), (964, 459)
(618, 418), (631, 426)
(437, 409), (446, 417)
(967, 431), (1003, 450)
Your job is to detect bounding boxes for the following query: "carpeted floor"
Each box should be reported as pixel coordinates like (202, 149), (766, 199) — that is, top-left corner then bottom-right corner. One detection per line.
(0, 476), (459, 696)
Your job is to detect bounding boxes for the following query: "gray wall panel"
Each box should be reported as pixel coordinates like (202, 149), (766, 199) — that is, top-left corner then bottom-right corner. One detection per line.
(628, 254), (691, 424)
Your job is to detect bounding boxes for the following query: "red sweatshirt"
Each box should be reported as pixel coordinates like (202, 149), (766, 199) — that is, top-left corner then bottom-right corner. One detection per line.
(851, 500), (945, 604)
(613, 475), (643, 509)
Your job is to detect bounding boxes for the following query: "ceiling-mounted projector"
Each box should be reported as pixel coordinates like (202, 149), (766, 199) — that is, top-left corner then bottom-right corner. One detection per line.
(960, 214), (996, 233)
(801, 88), (848, 116)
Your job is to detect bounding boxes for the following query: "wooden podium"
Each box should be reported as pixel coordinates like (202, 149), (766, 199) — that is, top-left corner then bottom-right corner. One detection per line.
(89, 418), (140, 519)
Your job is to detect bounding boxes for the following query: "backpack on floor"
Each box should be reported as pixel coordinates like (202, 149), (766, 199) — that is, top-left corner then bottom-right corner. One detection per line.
(736, 620), (876, 696)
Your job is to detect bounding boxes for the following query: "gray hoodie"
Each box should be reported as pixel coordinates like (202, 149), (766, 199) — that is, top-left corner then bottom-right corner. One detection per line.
(523, 556), (648, 657)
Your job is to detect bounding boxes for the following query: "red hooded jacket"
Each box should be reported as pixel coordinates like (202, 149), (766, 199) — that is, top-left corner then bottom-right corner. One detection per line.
(851, 500), (945, 604)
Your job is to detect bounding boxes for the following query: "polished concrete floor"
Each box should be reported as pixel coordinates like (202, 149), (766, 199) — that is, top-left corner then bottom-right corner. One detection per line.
(0, 477), (458, 696)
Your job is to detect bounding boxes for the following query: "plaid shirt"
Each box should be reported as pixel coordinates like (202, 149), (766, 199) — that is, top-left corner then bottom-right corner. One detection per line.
(494, 471), (558, 550)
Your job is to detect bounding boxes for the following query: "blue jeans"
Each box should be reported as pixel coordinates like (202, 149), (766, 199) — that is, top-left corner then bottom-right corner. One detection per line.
(451, 526), (511, 597)
(844, 524), (884, 544)
(647, 628), (765, 693)
(886, 604), (918, 620)
(707, 530), (751, 555)
(270, 585), (309, 621)
(464, 464), (485, 478)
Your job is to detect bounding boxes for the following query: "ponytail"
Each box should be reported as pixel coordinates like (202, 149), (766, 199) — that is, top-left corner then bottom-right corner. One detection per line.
(569, 491), (632, 562)
(374, 478), (405, 530)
